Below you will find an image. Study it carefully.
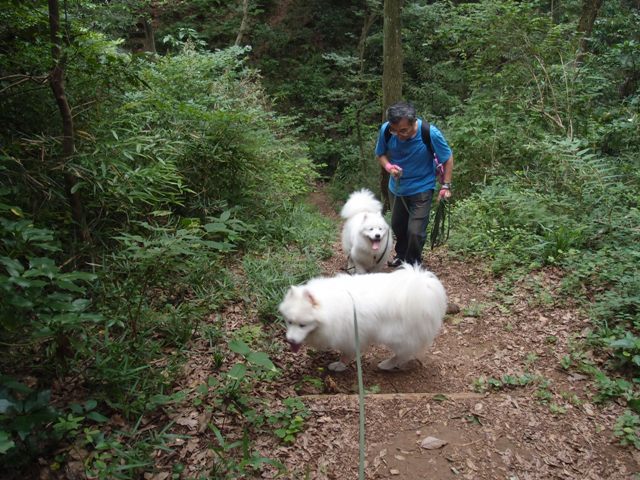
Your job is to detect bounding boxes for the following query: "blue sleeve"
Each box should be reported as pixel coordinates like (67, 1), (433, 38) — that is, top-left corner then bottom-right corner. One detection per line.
(430, 125), (452, 163)
(375, 122), (390, 156)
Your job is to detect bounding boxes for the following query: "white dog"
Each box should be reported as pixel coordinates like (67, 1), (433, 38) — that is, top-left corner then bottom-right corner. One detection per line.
(279, 264), (447, 371)
(340, 189), (392, 274)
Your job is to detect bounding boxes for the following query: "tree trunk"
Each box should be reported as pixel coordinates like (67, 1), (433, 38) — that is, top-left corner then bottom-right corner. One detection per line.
(355, 10), (378, 177)
(142, 18), (157, 53)
(576, 0), (604, 61)
(235, 0), (250, 46)
(48, 0), (90, 242)
(380, 0), (403, 209)
(551, 0), (561, 24)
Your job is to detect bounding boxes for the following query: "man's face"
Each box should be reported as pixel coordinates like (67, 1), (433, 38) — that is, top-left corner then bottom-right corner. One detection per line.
(389, 118), (417, 142)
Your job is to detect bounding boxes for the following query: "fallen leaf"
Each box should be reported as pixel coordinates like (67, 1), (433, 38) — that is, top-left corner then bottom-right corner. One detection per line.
(197, 410), (212, 433)
(394, 455), (406, 461)
(420, 436), (448, 450)
(466, 458), (478, 471)
(175, 416), (198, 429)
(149, 473), (170, 480)
(390, 469), (400, 475)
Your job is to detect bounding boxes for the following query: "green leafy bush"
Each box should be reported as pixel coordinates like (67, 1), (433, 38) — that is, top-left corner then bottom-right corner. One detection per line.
(614, 410), (640, 449)
(0, 376), (57, 465)
(0, 202), (101, 357)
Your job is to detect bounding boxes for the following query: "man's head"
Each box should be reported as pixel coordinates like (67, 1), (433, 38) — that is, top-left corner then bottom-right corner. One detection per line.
(386, 101), (418, 141)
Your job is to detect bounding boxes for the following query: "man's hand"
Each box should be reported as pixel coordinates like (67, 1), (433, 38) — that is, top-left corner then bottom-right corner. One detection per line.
(438, 183), (452, 201)
(384, 163), (403, 179)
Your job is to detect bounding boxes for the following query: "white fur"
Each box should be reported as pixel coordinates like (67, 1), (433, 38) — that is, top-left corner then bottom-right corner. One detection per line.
(340, 189), (393, 274)
(279, 264), (447, 371)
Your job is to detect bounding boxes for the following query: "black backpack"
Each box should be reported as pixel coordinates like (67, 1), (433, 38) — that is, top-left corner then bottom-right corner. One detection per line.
(383, 119), (443, 182)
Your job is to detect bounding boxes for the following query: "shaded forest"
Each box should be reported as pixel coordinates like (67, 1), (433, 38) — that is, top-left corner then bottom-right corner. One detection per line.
(1, 0), (639, 477)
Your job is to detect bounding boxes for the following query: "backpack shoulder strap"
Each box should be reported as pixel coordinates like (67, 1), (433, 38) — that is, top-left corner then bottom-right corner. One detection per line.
(420, 119), (436, 161)
(383, 123), (391, 144)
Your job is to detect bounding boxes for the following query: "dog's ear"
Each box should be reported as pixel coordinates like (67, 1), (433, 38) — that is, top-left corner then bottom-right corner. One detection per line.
(303, 289), (320, 308)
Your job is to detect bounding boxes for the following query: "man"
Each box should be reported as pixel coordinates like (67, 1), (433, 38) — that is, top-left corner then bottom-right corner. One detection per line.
(375, 101), (454, 267)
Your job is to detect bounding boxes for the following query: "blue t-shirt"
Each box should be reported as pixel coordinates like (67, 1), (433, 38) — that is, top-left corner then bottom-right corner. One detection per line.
(375, 119), (452, 196)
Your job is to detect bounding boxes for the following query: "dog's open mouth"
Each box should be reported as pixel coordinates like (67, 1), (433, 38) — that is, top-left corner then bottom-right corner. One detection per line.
(370, 239), (381, 251)
(288, 341), (302, 353)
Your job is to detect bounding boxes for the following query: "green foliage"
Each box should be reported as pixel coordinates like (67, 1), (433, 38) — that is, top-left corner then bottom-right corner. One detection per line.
(267, 398), (309, 444)
(243, 250), (321, 322)
(592, 370), (637, 405)
(65, 47), (317, 232)
(162, 27), (208, 52)
(242, 201), (336, 321)
(607, 332), (640, 370)
(208, 426), (283, 479)
(102, 216), (243, 331)
(614, 410), (640, 449)
(0, 202), (101, 356)
(2, 0), (639, 472)
(472, 373), (540, 393)
(0, 376), (57, 465)
(73, 423), (175, 479)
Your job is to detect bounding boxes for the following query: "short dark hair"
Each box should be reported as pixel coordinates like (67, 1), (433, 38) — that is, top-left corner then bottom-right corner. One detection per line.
(386, 101), (417, 124)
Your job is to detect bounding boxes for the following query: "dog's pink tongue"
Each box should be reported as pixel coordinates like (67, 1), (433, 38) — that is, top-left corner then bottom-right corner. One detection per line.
(289, 342), (301, 353)
(372, 240), (380, 251)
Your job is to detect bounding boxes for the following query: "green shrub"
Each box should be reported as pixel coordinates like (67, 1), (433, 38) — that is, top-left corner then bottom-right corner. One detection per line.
(0, 202), (101, 359)
(243, 250), (322, 322)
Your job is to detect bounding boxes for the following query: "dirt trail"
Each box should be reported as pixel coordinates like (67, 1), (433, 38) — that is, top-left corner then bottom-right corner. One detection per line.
(269, 185), (639, 479)
(158, 185), (639, 480)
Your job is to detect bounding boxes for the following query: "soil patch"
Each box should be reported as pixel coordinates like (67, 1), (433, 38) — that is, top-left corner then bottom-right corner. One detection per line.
(153, 183), (639, 479)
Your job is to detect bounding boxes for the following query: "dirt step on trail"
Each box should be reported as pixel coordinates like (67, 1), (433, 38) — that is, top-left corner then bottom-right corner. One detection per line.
(268, 184), (640, 479)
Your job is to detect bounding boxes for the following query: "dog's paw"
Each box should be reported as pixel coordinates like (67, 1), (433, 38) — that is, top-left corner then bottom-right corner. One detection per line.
(328, 361), (348, 372)
(377, 358), (400, 371)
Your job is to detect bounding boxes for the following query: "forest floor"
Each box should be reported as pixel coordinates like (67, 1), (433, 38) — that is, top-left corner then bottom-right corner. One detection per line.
(155, 184), (640, 480)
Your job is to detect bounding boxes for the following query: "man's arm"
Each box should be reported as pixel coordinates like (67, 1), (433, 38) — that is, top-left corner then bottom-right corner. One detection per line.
(439, 154), (454, 200)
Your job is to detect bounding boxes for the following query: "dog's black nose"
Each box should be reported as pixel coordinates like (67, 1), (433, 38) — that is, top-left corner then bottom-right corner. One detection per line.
(374, 233), (381, 239)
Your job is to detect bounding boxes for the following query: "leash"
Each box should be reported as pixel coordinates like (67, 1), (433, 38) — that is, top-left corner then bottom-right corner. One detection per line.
(430, 197), (451, 249)
(346, 291), (366, 480)
(342, 232), (390, 274)
(393, 175), (411, 214)
(394, 175), (451, 250)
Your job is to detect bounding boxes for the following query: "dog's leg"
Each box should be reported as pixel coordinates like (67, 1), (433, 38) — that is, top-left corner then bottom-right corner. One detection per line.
(328, 361), (347, 372)
(346, 256), (356, 275)
(328, 353), (354, 372)
(378, 354), (412, 371)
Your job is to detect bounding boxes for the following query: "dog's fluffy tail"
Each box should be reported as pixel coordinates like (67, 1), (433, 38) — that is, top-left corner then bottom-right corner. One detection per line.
(340, 189), (383, 219)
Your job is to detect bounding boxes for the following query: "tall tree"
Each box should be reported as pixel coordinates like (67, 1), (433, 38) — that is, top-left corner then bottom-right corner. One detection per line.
(141, 17), (157, 53)
(355, 7), (379, 176)
(380, 0), (403, 207)
(48, 0), (90, 242)
(235, 0), (250, 45)
(576, 0), (604, 61)
(550, 0), (561, 24)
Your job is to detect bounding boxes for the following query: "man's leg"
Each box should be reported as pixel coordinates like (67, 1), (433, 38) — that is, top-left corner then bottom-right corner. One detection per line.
(404, 190), (434, 265)
(390, 193), (410, 261)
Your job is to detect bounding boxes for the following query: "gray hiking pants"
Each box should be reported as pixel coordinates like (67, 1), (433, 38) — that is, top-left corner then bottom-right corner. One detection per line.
(390, 190), (434, 266)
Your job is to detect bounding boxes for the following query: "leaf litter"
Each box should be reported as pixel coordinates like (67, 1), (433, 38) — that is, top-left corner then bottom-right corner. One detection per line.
(148, 185), (639, 479)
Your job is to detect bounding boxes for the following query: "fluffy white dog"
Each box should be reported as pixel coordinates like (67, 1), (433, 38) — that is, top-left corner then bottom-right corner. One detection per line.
(279, 264), (447, 371)
(340, 189), (392, 274)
